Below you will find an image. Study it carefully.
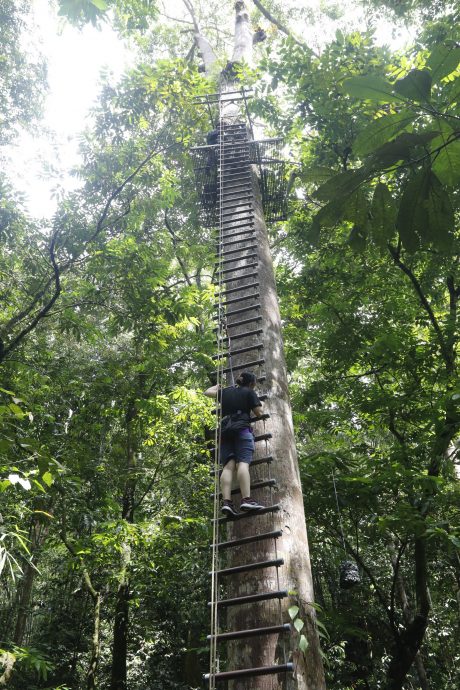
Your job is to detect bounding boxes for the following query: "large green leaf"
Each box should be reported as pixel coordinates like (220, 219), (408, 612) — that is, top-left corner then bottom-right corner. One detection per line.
(342, 76), (404, 103)
(426, 172), (454, 251)
(302, 166), (336, 183)
(394, 70), (432, 102)
(432, 134), (460, 187)
(367, 131), (439, 171)
(313, 169), (367, 202)
(397, 169), (454, 251)
(427, 44), (460, 83)
(370, 183), (396, 246)
(353, 110), (415, 157)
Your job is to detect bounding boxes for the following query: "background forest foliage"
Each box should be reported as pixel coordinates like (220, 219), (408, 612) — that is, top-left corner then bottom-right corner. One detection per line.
(1, 0), (459, 689)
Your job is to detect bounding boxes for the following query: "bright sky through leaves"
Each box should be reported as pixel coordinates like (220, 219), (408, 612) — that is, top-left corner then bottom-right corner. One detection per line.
(10, 0), (412, 218)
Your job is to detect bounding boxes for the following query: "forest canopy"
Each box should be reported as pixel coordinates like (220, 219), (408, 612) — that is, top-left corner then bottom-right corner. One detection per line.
(1, 1), (459, 689)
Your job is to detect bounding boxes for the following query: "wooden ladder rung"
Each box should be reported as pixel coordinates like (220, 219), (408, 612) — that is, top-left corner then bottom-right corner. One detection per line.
(210, 557), (284, 577)
(227, 477), (276, 496)
(213, 304), (261, 319)
(214, 252), (257, 267)
(212, 342), (263, 360)
(218, 327), (263, 339)
(208, 589), (288, 608)
(221, 357), (265, 374)
(204, 662), (294, 682)
(217, 271), (259, 285)
(211, 528), (282, 550)
(218, 280), (259, 296)
(214, 293), (260, 308)
(219, 244), (257, 257)
(215, 263), (258, 278)
(207, 623), (291, 642)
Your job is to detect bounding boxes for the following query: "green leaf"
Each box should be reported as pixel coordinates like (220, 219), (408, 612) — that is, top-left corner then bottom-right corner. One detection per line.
(312, 199), (346, 230)
(90, 0), (108, 9)
(302, 166), (336, 183)
(367, 131), (439, 171)
(9, 403), (25, 418)
(348, 225), (367, 252)
(41, 472), (54, 487)
(432, 136), (460, 187)
(426, 172), (454, 251)
(294, 618), (305, 632)
(427, 44), (460, 83)
(288, 605), (300, 619)
(313, 170), (366, 202)
(394, 70), (432, 102)
(371, 183), (396, 246)
(342, 76), (404, 103)
(299, 634), (309, 653)
(353, 111), (415, 157)
(396, 169), (454, 252)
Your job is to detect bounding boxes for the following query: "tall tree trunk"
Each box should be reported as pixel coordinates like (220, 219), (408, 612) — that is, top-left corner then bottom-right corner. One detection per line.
(212, 4), (325, 689)
(110, 402), (137, 690)
(391, 549), (429, 690)
(13, 515), (48, 645)
(223, 170), (325, 690)
(387, 538), (430, 690)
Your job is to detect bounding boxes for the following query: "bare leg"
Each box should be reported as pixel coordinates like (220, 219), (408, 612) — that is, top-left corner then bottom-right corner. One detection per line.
(236, 461), (251, 498)
(220, 459), (236, 500)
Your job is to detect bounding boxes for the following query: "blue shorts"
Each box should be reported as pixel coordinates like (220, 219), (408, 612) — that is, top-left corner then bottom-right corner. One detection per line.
(220, 430), (255, 466)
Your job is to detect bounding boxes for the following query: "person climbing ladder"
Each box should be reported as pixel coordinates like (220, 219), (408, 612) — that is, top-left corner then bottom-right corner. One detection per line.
(204, 371), (265, 516)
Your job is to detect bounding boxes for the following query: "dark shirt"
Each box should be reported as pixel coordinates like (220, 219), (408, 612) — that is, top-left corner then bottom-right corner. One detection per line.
(219, 386), (261, 417)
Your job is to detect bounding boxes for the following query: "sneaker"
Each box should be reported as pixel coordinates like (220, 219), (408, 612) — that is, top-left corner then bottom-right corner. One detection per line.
(221, 500), (239, 517)
(240, 497), (264, 511)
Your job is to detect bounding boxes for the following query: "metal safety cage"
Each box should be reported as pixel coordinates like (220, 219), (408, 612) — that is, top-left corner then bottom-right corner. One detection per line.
(190, 138), (292, 226)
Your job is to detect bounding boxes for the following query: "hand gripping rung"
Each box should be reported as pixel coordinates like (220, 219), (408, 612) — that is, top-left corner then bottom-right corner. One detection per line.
(204, 662), (294, 682)
(209, 589), (288, 608)
(212, 342), (263, 359)
(213, 502), (279, 523)
(210, 557), (284, 578)
(207, 623), (291, 642)
(211, 528), (282, 550)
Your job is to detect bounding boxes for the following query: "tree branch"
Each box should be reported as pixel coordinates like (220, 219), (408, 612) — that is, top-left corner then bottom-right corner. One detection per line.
(388, 244), (453, 374)
(1, 144), (174, 364)
(164, 210), (193, 286)
(251, 0), (312, 52)
(182, 0), (217, 74)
